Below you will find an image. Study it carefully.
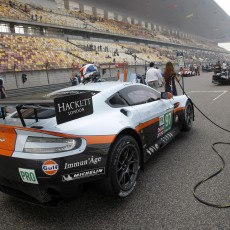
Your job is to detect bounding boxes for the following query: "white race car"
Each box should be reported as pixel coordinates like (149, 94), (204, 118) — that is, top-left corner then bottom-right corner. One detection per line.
(179, 68), (195, 77)
(0, 81), (194, 205)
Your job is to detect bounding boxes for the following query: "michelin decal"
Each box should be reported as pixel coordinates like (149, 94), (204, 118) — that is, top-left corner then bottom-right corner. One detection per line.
(62, 167), (105, 182)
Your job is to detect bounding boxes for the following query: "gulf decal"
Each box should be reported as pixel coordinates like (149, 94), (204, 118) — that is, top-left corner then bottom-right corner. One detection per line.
(42, 160), (59, 176)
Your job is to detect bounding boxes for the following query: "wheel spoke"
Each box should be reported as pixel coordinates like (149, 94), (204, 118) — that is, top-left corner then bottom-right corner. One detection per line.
(127, 150), (134, 162)
(118, 172), (125, 185)
(117, 164), (123, 173)
(118, 159), (124, 166)
(128, 169), (137, 175)
(124, 149), (129, 161)
(128, 160), (138, 166)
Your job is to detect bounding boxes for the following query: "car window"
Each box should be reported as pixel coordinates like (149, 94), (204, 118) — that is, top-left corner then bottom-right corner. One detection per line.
(119, 85), (160, 106)
(107, 93), (128, 108)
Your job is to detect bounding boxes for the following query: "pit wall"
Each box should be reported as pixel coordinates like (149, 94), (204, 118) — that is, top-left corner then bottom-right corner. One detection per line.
(1, 64), (169, 90)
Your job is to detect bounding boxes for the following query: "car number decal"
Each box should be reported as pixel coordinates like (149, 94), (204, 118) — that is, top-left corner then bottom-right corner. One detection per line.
(19, 168), (38, 184)
(159, 111), (173, 133)
(164, 111), (173, 132)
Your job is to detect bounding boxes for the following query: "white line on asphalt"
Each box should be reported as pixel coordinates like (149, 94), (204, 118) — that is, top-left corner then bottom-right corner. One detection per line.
(186, 90), (228, 101)
(213, 91), (227, 101)
(189, 91), (226, 93)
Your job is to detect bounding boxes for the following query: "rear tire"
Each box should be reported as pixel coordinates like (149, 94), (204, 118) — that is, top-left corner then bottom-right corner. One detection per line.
(94, 135), (140, 198)
(181, 100), (194, 131)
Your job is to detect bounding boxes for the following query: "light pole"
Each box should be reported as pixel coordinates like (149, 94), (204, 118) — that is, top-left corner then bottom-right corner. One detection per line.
(45, 61), (50, 85)
(13, 64), (18, 88)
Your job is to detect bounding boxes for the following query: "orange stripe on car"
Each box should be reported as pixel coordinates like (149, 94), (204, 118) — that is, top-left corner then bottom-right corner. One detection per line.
(0, 125), (116, 158)
(136, 117), (159, 133)
(135, 106), (185, 132)
(0, 106), (186, 157)
(83, 135), (116, 145)
(174, 107), (184, 113)
(0, 126), (17, 157)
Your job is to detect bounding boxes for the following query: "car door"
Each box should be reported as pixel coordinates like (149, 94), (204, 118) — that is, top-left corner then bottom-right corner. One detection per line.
(119, 85), (174, 150)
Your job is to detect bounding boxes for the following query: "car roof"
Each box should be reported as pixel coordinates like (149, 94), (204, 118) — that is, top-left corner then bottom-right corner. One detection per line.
(48, 81), (133, 95)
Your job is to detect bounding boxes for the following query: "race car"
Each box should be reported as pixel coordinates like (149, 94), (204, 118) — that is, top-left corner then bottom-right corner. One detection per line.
(212, 70), (230, 85)
(0, 81), (194, 205)
(202, 64), (213, 72)
(179, 68), (195, 77)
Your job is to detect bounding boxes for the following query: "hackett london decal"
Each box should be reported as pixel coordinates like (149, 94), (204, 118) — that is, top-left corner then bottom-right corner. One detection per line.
(54, 92), (93, 124)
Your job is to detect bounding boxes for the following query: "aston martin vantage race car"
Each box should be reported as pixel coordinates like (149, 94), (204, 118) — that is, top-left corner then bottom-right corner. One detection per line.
(0, 82), (194, 205)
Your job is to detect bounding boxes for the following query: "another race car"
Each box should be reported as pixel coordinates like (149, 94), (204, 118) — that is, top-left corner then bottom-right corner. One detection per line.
(0, 82), (194, 205)
(202, 64), (213, 72)
(179, 68), (195, 77)
(212, 69), (230, 85)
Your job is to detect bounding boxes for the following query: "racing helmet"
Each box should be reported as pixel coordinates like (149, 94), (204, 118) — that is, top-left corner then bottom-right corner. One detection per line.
(80, 64), (98, 79)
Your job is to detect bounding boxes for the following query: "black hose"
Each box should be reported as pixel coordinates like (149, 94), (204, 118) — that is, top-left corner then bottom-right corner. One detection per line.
(177, 80), (230, 133)
(193, 142), (230, 208)
(177, 79), (230, 208)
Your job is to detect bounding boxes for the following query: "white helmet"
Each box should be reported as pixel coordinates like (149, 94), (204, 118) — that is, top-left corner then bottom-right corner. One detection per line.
(80, 64), (98, 79)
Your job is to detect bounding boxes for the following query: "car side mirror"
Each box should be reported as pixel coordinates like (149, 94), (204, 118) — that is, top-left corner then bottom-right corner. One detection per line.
(161, 92), (173, 99)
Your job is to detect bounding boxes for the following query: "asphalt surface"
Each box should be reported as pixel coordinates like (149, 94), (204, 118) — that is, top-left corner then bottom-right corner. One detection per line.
(1, 72), (230, 230)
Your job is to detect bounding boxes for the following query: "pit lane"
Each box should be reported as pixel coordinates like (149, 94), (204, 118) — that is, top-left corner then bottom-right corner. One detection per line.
(1, 72), (230, 230)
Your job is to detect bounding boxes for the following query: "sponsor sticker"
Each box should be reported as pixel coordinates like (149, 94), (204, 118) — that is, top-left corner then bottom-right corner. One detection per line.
(159, 111), (173, 133)
(159, 115), (164, 126)
(54, 92), (93, 125)
(42, 160), (59, 176)
(62, 167), (105, 182)
(157, 125), (164, 138)
(19, 168), (38, 184)
(146, 144), (159, 156)
(64, 156), (102, 170)
(164, 111), (173, 132)
(147, 131), (175, 156)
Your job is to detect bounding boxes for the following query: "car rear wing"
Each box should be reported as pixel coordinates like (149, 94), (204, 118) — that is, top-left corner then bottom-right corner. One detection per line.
(0, 92), (93, 127)
(0, 98), (54, 127)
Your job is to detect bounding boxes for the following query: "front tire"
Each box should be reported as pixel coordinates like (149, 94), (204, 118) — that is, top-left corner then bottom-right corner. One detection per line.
(181, 100), (194, 131)
(94, 135), (140, 198)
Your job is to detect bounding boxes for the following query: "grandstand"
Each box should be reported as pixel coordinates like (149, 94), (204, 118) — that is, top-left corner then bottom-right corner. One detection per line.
(0, 0), (229, 90)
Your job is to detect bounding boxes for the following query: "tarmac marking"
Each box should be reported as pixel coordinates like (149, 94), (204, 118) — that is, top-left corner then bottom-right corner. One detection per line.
(187, 90), (227, 101)
(213, 91), (227, 101)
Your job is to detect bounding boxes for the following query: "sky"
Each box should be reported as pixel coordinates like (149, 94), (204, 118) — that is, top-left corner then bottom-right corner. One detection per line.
(214, 0), (230, 51)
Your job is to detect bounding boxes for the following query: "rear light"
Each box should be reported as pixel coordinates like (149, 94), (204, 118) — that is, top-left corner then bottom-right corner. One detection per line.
(23, 136), (83, 153)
